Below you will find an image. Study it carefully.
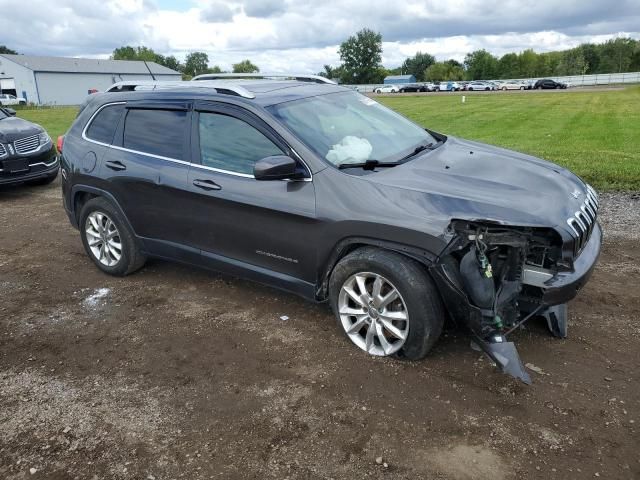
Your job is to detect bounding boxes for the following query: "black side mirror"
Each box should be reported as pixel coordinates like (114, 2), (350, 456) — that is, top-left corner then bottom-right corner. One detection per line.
(254, 155), (303, 181)
(4, 108), (16, 116)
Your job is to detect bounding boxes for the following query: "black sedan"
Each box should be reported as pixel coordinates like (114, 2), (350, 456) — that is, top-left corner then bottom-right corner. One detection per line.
(398, 83), (430, 92)
(0, 108), (58, 187)
(533, 79), (567, 89)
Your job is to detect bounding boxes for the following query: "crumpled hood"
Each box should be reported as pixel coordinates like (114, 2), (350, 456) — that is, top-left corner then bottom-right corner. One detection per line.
(0, 116), (43, 143)
(367, 136), (588, 228)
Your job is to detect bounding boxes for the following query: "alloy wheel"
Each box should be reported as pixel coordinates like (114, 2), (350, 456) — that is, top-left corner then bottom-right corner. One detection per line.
(85, 211), (122, 267)
(338, 272), (409, 356)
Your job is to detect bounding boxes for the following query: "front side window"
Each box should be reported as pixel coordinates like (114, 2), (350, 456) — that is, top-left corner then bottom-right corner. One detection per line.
(123, 109), (187, 159)
(267, 91), (436, 167)
(85, 104), (125, 144)
(198, 112), (282, 175)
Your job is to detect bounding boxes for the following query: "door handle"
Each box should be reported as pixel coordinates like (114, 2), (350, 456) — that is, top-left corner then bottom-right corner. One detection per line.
(105, 160), (126, 171)
(193, 179), (221, 191)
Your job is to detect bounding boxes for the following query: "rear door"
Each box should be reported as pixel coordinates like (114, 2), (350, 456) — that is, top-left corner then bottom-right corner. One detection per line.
(184, 101), (318, 283)
(100, 100), (194, 248)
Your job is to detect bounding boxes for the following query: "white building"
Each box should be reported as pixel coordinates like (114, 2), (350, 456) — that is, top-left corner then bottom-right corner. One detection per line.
(0, 54), (181, 105)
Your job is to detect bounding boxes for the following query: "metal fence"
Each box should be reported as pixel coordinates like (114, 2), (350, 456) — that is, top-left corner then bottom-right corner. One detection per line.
(346, 71), (640, 92)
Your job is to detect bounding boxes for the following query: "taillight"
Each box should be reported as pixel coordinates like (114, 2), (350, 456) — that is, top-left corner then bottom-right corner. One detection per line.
(57, 135), (64, 153)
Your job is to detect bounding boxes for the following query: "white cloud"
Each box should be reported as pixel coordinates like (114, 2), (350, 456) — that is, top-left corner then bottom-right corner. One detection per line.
(1, 0), (639, 72)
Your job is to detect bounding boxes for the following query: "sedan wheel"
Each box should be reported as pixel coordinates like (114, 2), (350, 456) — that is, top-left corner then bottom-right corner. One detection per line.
(338, 272), (409, 356)
(85, 212), (122, 267)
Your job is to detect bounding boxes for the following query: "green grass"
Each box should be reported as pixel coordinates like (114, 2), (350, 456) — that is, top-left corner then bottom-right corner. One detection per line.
(378, 87), (640, 191)
(14, 88), (640, 190)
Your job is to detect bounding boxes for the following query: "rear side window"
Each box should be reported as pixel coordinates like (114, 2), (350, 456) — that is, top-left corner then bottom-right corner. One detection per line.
(85, 104), (124, 144)
(198, 112), (282, 175)
(123, 109), (188, 159)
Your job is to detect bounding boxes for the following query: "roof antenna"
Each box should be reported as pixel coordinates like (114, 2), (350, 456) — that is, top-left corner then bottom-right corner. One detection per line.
(143, 60), (157, 81)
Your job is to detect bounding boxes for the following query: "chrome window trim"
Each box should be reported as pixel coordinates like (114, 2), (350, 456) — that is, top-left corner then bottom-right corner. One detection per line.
(82, 101), (313, 182)
(82, 101), (127, 147)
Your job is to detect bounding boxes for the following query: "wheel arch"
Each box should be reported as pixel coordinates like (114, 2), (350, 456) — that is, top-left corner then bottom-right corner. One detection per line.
(71, 185), (136, 235)
(315, 236), (439, 301)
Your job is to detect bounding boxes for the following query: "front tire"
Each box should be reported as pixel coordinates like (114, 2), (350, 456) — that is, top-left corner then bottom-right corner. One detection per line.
(329, 248), (444, 360)
(79, 197), (146, 276)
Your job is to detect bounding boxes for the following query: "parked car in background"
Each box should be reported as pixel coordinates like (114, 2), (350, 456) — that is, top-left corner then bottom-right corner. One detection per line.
(399, 83), (432, 93)
(0, 94), (27, 106)
(374, 85), (399, 93)
(436, 81), (460, 92)
(0, 107), (58, 187)
(466, 81), (493, 91)
(534, 79), (567, 89)
(498, 80), (527, 90)
(59, 76), (602, 384)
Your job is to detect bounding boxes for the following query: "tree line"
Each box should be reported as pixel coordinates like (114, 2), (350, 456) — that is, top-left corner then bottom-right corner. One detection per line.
(4, 33), (640, 84)
(110, 47), (259, 78)
(321, 30), (640, 83)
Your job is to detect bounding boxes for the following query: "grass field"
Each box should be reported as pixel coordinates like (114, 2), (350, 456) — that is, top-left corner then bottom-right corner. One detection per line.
(378, 87), (640, 191)
(15, 87), (640, 190)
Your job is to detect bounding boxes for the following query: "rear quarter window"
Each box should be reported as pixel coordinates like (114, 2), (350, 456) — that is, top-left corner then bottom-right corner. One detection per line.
(85, 104), (125, 145)
(123, 109), (187, 159)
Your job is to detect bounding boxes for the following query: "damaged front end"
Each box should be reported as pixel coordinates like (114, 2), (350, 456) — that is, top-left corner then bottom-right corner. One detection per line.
(431, 220), (578, 384)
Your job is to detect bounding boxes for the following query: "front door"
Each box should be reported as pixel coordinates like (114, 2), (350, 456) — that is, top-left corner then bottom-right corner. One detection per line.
(185, 102), (318, 286)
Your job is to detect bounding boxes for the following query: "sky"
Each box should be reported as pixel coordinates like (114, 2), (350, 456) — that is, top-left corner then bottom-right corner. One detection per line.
(2, 0), (639, 72)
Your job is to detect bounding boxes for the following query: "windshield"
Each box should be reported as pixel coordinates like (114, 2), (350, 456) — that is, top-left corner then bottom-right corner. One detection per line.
(267, 91), (437, 167)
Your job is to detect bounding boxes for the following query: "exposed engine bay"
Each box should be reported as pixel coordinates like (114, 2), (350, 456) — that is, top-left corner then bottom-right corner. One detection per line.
(432, 221), (574, 384)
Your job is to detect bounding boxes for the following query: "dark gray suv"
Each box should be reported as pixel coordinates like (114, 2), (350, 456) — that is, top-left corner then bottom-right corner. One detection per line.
(60, 76), (601, 383)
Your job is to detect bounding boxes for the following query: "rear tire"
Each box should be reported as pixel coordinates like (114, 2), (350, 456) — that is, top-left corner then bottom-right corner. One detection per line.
(79, 197), (146, 276)
(329, 248), (444, 360)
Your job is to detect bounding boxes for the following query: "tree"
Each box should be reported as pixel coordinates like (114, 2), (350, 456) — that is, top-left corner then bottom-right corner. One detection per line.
(578, 43), (600, 74)
(0, 45), (18, 54)
(424, 61), (464, 81)
(232, 59), (259, 73)
(318, 64), (344, 80)
(518, 49), (538, 78)
(184, 52), (210, 77)
(464, 49), (498, 80)
(497, 53), (520, 78)
(401, 52), (435, 81)
(162, 55), (183, 73)
(112, 46), (161, 63)
(338, 28), (383, 84)
(208, 65), (223, 74)
(558, 48), (588, 75)
(599, 38), (636, 73)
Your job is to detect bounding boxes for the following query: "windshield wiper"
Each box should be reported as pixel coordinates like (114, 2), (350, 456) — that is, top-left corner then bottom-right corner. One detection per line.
(399, 142), (438, 162)
(337, 159), (399, 170)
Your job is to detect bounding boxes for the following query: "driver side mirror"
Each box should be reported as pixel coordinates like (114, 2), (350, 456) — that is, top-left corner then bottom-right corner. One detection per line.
(254, 155), (305, 181)
(4, 108), (16, 116)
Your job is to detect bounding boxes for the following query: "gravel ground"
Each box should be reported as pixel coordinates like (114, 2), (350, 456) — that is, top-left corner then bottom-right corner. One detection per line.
(0, 181), (638, 480)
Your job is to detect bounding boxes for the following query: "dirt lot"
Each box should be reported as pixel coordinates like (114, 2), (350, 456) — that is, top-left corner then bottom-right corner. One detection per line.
(1, 180), (638, 480)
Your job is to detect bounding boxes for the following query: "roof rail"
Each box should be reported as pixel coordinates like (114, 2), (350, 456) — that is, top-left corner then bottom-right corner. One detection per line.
(104, 80), (256, 99)
(191, 73), (337, 85)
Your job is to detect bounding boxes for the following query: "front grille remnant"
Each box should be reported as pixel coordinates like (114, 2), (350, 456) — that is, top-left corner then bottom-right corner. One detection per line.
(0, 144), (6, 157)
(14, 134), (40, 154)
(566, 185), (599, 256)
